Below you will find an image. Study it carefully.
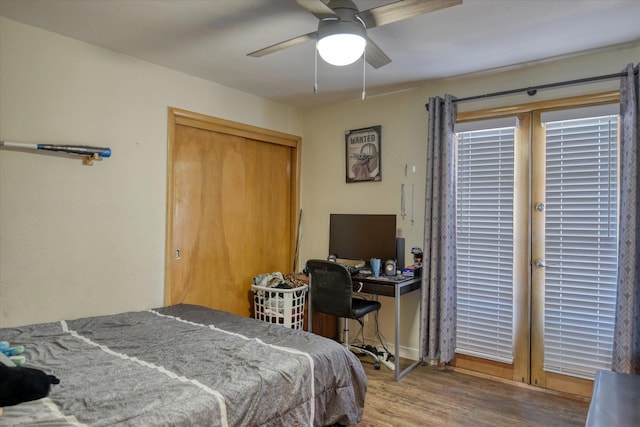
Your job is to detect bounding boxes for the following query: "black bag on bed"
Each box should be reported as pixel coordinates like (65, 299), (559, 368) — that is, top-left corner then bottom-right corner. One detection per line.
(0, 363), (60, 407)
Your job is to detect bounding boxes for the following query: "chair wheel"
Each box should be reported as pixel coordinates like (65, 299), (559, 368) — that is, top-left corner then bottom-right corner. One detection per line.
(374, 361), (381, 370)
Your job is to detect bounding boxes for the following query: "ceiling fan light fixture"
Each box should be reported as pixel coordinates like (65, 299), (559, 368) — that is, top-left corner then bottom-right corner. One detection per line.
(317, 19), (367, 66)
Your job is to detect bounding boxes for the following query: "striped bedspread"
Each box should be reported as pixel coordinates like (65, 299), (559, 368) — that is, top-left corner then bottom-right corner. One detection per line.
(0, 304), (366, 426)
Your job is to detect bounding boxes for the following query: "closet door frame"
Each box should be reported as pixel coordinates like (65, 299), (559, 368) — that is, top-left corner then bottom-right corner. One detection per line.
(164, 107), (302, 308)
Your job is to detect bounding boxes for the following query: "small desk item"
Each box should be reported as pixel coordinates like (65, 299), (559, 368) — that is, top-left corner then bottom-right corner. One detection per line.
(585, 370), (640, 427)
(369, 258), (381, 277)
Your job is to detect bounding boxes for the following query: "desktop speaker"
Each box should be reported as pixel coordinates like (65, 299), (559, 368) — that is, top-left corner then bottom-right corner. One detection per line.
(396, 237), (405, 268)
(384, 259), (396, 276)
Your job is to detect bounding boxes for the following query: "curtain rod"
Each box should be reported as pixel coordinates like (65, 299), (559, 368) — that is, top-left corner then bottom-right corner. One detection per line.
(424, 67), (638, 111)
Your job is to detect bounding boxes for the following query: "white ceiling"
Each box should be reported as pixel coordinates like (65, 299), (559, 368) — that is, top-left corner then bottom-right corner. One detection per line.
(1, 0), (639, 109)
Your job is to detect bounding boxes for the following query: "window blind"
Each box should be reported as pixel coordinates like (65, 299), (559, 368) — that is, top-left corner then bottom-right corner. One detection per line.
(455, 126), (515, 363)
(542, 114), (618, 380)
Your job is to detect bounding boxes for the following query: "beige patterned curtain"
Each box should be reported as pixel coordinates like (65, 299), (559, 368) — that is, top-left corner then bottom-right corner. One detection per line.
(613, 63), (640, 374)
(420, 94), (458, 363)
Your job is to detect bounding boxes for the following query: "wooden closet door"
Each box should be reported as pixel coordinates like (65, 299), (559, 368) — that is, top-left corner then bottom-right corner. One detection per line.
(166, 109), (300, 317)
(242, 138), (293, 284)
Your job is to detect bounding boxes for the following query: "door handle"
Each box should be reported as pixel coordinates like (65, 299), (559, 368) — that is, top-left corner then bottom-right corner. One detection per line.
(533, 258), (559, 268)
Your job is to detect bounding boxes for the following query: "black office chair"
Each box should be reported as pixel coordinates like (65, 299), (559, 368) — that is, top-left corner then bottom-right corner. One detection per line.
(306, 259), (382, 369)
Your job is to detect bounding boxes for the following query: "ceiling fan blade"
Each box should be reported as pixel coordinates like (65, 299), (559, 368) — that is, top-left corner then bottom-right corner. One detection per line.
(247, 32), (317, 57)
(358, 0), (462, 30)
(294, 0), (337, 20)
(365, 37), (391, 69)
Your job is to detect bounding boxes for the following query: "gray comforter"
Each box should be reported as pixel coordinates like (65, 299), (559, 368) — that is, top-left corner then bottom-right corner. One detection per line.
(0, 304), (366, 426)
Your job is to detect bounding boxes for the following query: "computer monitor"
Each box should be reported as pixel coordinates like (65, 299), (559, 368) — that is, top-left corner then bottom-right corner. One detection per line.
(329, 214), (397, 262)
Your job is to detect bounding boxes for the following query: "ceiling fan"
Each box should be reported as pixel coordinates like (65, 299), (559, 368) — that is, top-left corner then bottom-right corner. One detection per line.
(248, 0), (462, 68)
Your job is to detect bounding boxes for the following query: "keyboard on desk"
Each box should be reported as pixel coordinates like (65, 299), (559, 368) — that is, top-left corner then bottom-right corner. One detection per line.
(354, 274), (409, 283)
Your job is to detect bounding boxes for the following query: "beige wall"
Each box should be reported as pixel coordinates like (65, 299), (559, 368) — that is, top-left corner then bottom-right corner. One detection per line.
(0, 18), (303, 327)
(299, 42), (639, 359)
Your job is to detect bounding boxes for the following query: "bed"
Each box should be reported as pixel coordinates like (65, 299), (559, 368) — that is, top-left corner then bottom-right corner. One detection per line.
(0, 304), (367, 426)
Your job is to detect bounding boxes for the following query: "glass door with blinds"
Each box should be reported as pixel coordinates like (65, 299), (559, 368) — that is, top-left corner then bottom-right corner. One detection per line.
(531, 105), (619, 394)
(454, 115), (530, 383)
(452, 96), (620, 395)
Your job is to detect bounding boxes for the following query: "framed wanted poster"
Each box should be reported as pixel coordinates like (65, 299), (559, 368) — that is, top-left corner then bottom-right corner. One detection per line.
(345, 126), (381, 183)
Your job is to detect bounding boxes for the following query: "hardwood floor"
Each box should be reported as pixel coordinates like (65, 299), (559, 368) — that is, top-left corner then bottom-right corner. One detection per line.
(356, 359), (589, 427)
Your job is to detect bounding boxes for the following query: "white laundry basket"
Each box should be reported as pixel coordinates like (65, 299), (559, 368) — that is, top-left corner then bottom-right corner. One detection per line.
(251, 284), (308, 330)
